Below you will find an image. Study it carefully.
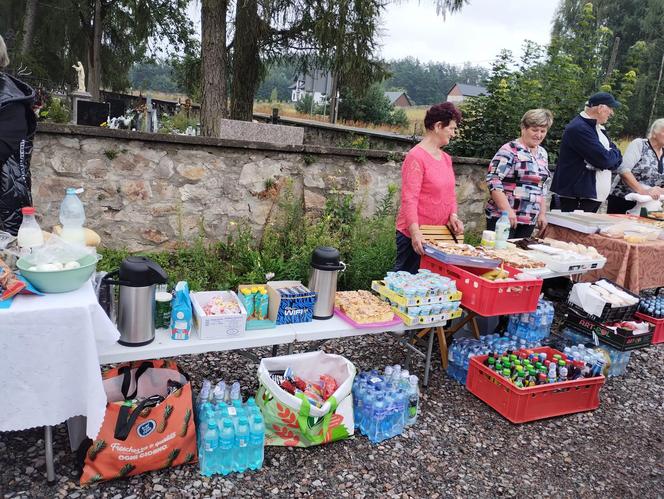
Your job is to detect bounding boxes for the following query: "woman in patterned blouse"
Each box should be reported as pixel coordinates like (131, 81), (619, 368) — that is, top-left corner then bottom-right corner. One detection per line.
(607, 118), (664, 214)
(485, 109), (554, 238)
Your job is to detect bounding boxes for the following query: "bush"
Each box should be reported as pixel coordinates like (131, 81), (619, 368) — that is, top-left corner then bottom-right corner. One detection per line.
(39, 97), (70, 123)
(294, 93), (326, 115)
(98, 187), (399, 292)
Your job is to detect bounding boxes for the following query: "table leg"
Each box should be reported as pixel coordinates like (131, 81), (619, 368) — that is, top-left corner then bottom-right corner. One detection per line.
(404, 331), (413, 371)
(271, 344), (278, 357)
(470, 315), (481, 340)
(287, 344), (293, 355)
(45, 425), (55, 485)
(423, 326), (435, 388)
(436, 326), (448, 369)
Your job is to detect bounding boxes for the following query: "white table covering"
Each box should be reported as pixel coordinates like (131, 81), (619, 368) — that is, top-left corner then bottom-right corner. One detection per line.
(0, 280), (120, 439)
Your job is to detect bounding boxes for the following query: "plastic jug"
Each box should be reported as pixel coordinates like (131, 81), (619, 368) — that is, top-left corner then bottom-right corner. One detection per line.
(59, 188), (86, 245)
(494, 211), (510, 249)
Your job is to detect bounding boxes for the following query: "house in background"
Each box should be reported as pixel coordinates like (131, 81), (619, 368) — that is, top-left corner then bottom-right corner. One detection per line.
(446, 83), (487, 104)
(384, 91), (414, 107)
(290, 70), (334, 104)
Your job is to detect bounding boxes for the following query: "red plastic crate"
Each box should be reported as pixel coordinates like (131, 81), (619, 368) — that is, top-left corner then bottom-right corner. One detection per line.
(420, 255), (542, 316)
(634, 311), (664, 345)
(466, 347), (605, 423)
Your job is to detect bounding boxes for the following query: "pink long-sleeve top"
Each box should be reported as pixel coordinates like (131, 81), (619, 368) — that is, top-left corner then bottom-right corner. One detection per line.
(396, 145), (458, 238)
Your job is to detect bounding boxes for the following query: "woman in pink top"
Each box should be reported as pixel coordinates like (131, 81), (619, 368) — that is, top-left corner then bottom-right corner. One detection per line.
(395, 102), (464, 273)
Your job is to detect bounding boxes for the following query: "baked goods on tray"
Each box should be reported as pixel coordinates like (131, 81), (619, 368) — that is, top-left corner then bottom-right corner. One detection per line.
(335, 290), (394, 323)
(481, 248), (546, 269)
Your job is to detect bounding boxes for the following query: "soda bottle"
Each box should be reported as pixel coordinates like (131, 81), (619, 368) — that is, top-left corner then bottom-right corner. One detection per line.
(495, 210), (510, 249)
(59, 187), (86, 245)
(406, 375), (419, 426)
(218, 419), (235, 475)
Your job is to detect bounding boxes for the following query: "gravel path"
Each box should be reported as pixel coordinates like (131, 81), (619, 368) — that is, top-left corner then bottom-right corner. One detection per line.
(1, 332), (663, 499)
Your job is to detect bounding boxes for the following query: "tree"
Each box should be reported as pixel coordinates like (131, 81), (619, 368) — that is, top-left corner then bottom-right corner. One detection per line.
(200, 0), (229, 137)
(338, 83), (409, 127)
(230, 0), (262, 120)
(19, 0), (38, 56)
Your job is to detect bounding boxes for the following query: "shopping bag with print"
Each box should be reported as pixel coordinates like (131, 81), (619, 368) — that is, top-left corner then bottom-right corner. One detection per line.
(78, 360), (197, 485)
(256, 351), (355, 447)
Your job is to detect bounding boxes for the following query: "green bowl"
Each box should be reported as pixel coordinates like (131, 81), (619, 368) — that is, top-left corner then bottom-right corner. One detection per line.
(16, 253), (99, 293)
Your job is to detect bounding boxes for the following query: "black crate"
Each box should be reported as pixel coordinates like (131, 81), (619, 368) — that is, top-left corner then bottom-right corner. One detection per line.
(562, 307), (653, 351)
(567, 279), (640, 322)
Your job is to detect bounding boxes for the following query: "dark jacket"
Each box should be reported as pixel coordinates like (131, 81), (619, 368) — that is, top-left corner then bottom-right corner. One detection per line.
(550, 114), (622, 200)
(0, 73), (36, 235)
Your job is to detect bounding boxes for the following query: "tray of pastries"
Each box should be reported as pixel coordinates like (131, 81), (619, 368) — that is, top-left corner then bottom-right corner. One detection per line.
(334, 290), (400, 328)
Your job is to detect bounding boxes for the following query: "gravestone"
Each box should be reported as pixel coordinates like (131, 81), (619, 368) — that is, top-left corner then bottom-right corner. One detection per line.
(218, 118), (304, 146)
(107, 98), (126, 119)
(77, 101), (110, 126)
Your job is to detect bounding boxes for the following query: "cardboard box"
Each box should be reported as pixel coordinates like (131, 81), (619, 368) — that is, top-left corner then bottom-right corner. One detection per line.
(237, 284), (276, 330)
(266, 280), (316, 325)
(190, 290), (247, 339)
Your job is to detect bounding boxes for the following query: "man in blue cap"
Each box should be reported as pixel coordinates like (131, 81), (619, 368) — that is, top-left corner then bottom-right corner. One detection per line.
(550, 92), (623, 212)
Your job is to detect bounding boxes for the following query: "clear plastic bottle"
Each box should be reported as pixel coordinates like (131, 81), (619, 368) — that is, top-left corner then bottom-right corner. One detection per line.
(59, 187), (86, 245)
(202, 417), (219, 476)
(17, 206), (44, 251)
(218, 419), (235, 475)
(495, 210), (510, 249)
(248, 414), (265, 470)
(406, 375), (419, 426)
(235, 416), (250, 472)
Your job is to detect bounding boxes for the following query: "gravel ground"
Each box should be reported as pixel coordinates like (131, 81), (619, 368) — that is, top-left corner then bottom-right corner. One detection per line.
(1, 331), (663, 499)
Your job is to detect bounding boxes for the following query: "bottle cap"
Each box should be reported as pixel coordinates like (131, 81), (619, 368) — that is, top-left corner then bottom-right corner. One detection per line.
(21, 206), (35, 215)
(502, 369), (511, 376)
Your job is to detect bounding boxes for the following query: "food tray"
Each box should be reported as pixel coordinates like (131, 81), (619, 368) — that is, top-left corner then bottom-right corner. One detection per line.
(567, 279), (640, 322)
(333, 308), (402, 329)
(392, 307), (462, 326)
(634, 311), (664, 345)
(547, 211), (619, 234)
(420, 256), (542, 316)
(371, 280), (462, 307)
(524, 245), (607, 273)
(563, 308), (653, 351)
(422, 243), (502, 269)
(466, 347), (605, 423)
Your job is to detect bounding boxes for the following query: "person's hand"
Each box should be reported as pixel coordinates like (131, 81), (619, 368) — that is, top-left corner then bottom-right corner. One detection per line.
(537, 213), (548, 231)
(646, 186), (664, 200)
(411, 230), (425, 256)
(449, 214), (464, 235)
(507, 209), (517, 228)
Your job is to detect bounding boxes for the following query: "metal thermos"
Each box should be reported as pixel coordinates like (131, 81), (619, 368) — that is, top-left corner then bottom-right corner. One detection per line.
(102, 256), (168, 347)
(307, 246), (346, 320)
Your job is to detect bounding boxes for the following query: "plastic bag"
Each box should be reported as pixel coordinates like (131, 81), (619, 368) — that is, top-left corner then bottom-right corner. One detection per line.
(21, 233), (95, 267)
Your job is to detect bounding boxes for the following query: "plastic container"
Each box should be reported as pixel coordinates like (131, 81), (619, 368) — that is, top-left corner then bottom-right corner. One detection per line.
(563, 308), (653, 351)
(494, 211), (510, 249)
(16, 253), (98, 293)
(59, 187), (86, 245)
(567, 279), (640, 322)
(420, 255), (542, 316)
(466, 347), (605, 423)
(16, 207), (44, 250)
(634, 311), (664, 345)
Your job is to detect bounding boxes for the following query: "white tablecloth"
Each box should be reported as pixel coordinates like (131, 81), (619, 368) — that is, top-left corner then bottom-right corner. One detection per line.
(0, 280), (119, 439)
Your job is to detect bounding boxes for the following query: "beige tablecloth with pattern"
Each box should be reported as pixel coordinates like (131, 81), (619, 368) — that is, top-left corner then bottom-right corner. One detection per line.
(542, 225), (664, 293)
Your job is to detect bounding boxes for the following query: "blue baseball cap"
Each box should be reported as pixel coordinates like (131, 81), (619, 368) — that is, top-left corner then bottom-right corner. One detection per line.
(587, 92), (621, 108)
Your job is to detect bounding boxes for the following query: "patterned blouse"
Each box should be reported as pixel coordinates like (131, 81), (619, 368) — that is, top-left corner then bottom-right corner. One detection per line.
(611, 138), (664, 198)
(485, 140), (550, 225)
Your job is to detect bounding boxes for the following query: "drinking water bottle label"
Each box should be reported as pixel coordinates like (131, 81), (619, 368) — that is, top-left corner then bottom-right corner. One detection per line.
(227, 407), (237, 416)
(369, 376), (382, 384)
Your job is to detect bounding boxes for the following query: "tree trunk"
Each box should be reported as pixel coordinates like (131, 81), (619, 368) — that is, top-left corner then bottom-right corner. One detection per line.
(19, 0), (38, 56)
(230, 0), (260, 121)
(200, 0), (228, 137)
(86, 0), (102, 99)
(329, 73), (339, 124)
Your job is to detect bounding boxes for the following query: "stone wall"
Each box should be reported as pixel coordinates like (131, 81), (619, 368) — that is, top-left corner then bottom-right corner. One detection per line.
(30, 124), (490, 251)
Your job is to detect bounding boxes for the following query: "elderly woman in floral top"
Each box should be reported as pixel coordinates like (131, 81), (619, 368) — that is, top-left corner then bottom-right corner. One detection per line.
(607, 118), (664, 214)
(485, 108), (554, 239)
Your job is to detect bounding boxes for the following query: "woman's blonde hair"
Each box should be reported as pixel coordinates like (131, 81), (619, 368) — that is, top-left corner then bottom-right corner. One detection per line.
(0, 35), (9, 69)
(648, 118), (664, 139)
(520, 108), (553, 129)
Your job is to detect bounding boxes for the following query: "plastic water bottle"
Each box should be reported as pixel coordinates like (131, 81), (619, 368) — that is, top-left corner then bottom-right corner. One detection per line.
(235, 417), (250, 472)
(59, 187), (86, 245)
(248, 414), (265, 470)
(406, 375), (419, 426)
(202, 418), (219, 476)
(495, 210), (510, 249)
(16, 207), (44, 252)
(230, 382), (241, 403)
(218, 419), (235, 475)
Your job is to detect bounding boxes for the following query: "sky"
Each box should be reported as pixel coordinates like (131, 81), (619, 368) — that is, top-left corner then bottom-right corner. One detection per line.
(186, 0), (560, 68)
(378, 0), (560, 66)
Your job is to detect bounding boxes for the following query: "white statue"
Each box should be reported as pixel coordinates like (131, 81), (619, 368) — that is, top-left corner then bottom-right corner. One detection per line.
(72, 61), (86, 92)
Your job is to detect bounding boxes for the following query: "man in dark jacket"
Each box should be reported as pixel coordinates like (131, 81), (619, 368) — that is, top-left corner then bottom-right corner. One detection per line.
(0, 35), (37, 235)
(550, 92), (622, 212)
